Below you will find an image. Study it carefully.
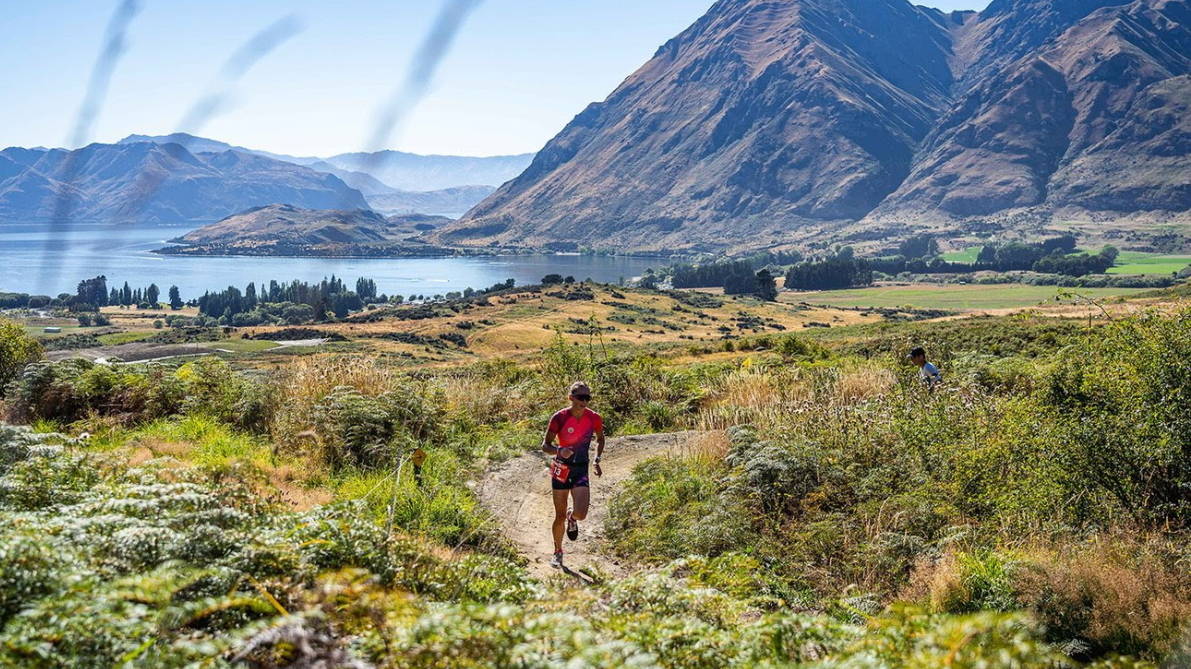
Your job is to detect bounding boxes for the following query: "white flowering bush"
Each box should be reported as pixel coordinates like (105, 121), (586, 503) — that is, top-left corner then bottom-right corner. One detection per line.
(0, 425), (532, 667)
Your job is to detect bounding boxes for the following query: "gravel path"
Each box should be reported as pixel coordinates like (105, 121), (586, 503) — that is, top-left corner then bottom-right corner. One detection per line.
(478, 431), (701, 580)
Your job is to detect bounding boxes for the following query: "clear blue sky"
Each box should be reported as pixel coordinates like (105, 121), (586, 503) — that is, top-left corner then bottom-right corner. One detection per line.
(1, 0), (989, 157)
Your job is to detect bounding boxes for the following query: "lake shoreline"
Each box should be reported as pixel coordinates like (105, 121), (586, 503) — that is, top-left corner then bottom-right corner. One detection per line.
(152, 243), (682, 262)
(1, 223), (673, 298)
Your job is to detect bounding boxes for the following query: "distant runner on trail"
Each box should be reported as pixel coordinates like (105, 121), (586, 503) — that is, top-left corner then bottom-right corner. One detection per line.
(541, 381), (605, 569)
(908, 346), (942, 388)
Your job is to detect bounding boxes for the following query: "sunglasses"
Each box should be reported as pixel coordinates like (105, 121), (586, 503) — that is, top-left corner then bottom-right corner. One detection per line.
(572, 394), (591, 401)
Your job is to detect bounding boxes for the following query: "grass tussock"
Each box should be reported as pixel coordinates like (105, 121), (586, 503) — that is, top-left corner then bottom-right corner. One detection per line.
(268, 355), (401, 449)
(907, 534), (1191, 659)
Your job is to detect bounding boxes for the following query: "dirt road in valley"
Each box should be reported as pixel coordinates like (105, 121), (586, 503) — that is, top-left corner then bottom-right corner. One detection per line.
(478, 431), (703, 580)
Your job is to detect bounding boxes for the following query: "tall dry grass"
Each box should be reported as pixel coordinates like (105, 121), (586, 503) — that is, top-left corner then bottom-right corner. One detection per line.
(904, 534), (1191, 657)
(438, 371), (543, 425)
(698, 363), (897, 431)
(269, 355), (402, 450)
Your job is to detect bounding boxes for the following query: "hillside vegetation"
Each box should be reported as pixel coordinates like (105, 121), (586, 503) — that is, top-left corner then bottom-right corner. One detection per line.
(0, 284), (1188, 666)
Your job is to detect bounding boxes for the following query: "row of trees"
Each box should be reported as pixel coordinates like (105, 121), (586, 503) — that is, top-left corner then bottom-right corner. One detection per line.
(73, 276), (184, 311)
(870, 235), (1120, 277)
(784, 249), (873, 290)
(2, 272), (519, 326)
(198, 276), (369, 322)
(195, 276), (519, 325)
(107, 282), (160, 307)
(671, 260), (757, 289)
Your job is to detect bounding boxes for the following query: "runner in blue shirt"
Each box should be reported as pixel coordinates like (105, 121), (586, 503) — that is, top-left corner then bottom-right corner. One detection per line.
(909, 347), (941, 388)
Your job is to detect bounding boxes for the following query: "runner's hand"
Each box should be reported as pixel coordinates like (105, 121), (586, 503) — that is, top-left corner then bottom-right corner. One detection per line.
(558, 447), (574, 460)
(594, 463), (602, 477)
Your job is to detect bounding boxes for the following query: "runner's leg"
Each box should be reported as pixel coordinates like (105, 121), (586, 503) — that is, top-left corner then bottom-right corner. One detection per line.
(552, 488), (569, 553)
(570, 485), (590, 522)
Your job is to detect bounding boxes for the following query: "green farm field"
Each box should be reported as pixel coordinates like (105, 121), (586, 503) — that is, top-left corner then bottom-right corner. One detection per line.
(940, 246), (981, 262)
(1106, 251), (1191, 275)
(788, 283), (1148, 310)
(941, 247), (1191, 276)
(204, 338), (279, 353)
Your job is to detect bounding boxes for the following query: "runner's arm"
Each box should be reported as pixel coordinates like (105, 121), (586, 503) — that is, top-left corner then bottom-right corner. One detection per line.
(593, 427), (605, 476)
(541, 426), (560, 455)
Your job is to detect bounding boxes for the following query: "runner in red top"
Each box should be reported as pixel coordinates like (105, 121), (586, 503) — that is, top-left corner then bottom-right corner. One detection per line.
(541, 381), (605, 569)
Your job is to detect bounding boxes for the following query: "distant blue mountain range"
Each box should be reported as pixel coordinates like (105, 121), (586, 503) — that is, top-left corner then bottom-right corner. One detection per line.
(0, 133), (535, 224)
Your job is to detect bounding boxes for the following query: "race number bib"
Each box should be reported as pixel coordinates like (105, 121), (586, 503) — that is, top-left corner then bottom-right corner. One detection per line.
(550, 460), (571, 483)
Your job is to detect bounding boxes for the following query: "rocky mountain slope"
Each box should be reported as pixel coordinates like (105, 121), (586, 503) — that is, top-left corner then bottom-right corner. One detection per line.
(160, 203), (451, 256)
(438, 0), (1190, 253)
(0, 141), (368, 224)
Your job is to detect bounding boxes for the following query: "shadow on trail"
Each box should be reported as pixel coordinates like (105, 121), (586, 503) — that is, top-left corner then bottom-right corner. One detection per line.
(558, 564), (598, 586)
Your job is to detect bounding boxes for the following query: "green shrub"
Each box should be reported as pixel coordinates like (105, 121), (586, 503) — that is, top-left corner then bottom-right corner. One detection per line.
(606, 454), (754, 561)
(0, 319), (42, 394)
(1042, 308), (1191, 525)
(932, 549), (1021, 614)
(0, 425), (531, 667)
(313, 383), (444, 470)
(4, 357), (268, 430)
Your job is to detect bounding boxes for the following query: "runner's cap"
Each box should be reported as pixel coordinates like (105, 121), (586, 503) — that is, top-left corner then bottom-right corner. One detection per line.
(569, 381), (591, 396)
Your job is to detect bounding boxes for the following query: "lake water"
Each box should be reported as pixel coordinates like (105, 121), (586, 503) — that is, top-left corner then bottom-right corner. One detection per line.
(0, 224), (664, 300)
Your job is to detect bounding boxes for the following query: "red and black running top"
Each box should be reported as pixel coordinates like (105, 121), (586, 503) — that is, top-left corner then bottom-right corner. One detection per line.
(548, 407), (602, 464)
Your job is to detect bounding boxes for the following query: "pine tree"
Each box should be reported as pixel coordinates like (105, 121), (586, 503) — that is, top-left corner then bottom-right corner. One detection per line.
(168, 286), (183, 310)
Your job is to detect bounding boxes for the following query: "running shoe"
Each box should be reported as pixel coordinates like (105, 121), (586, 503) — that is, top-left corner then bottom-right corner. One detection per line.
(567, 511), (579, 541)
(550, 550), (564, 569)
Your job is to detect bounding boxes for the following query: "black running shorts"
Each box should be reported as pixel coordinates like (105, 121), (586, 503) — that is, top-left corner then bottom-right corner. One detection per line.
(550, 461), (590, 490)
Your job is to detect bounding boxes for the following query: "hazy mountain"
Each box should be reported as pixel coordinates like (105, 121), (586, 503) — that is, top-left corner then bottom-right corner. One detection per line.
(118, 133), (527, 216)
(366, 185), (497, 218)
(0, 141), (368, 224)
(304, 160), (400, 196)
(119, 133), (242, 155)
(162, 203), (450, 256)
(321, 151), (535, 191)
(297, 161), (495, 217)
(439, 0), (1190, 253)
(121, 133), (535, 192)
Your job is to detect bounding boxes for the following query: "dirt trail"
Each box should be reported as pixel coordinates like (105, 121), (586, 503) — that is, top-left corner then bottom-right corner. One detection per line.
(479, 431), (701, 580)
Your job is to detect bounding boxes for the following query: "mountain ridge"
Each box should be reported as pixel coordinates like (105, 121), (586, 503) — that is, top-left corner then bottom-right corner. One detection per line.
(118, 133), (535, 192)
(0, 141), (368, 224)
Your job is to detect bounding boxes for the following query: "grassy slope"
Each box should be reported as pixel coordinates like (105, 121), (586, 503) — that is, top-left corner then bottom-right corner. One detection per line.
(787, 283), (1147, 310)
(940, 246), (980, 263)
(240, 285), (883, 365)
